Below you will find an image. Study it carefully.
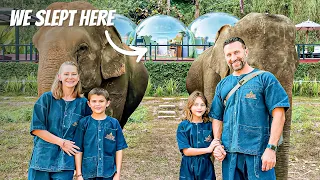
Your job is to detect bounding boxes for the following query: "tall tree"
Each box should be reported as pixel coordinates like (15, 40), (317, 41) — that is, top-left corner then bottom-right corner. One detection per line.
(167, 0), (171, 15)
(194, 0), (199, 18)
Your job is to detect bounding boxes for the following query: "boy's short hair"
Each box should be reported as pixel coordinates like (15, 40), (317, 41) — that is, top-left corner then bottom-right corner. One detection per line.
(88, 88), (110, 101)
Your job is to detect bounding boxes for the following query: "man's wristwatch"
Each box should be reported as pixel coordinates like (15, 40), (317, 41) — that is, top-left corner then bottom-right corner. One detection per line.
(266, 144), (278, 152)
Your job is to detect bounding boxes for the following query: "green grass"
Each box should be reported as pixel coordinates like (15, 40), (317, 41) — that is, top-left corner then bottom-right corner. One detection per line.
(127, 105), (149, 123)
(0, 96), (319, 179)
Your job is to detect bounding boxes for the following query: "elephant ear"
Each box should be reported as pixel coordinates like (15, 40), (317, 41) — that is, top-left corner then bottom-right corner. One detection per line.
(214, 24), (231, 44)
(100, 26), (126, 80)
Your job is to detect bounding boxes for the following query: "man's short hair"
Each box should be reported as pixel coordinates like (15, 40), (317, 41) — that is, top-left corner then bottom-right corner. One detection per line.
(88, 88), (110, 101)
(223, 37), (246, 49)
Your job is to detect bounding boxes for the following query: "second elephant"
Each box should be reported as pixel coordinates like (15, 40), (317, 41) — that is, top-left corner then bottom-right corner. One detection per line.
(186, 13), (299, 179)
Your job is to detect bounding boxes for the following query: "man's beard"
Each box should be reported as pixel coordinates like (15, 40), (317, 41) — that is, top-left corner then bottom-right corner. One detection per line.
(230, 57), (246, 71)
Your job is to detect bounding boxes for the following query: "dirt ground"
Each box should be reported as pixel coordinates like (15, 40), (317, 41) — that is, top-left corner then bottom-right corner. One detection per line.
(120, 98), (320, 180)
(0, 96), (319, 179)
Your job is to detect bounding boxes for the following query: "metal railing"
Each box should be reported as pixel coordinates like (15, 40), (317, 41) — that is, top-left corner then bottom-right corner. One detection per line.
(296, 44), (320, 59)
(1, 43), (320, 62)
(136, 43), (213, 61)
(0, 43), (38, 62)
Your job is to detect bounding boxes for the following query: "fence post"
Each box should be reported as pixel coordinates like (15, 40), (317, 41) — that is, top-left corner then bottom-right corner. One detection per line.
(297, 44), (300, 59)
(30, 43), (33, 61)
(181, 41), (184, 60)
(302, 45), (305, 59)
(15, 26), (20, 60)
(149, 43), (152, 61)
(25, 44), (28, 60)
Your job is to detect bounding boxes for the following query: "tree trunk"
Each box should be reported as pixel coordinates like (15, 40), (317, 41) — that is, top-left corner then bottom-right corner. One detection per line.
(240, 0), (244, 14)
(167, 0), (170, 15)
(194, 0), (200, 19)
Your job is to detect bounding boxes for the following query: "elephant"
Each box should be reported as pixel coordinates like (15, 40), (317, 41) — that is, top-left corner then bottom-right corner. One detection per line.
(33, 1), (149, 128)
(186, 13), (299, 179)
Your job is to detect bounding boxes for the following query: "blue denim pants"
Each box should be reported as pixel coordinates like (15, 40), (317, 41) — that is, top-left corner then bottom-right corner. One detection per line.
(222, 153), (276, 180)
(28, 168), (74, 180)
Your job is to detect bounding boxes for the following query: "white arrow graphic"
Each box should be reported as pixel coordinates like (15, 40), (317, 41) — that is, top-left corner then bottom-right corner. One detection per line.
(105, 30), (147, 62)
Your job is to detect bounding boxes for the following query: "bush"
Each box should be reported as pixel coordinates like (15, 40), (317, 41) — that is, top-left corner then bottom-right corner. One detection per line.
(4, 76), (22, 93)
(1, 61), (320, 96)
(127, 106), (148, 123)
(164, 78), (179, 96)
(292, 75), (320, 97)
(0, 62), (38, 80)
(144, 61), (191, 94)
(1, 73), (37, 96)
(154, 85), (164, 97)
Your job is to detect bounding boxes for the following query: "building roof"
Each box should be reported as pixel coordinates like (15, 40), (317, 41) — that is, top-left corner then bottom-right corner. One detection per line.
(0, 8), (38, 25)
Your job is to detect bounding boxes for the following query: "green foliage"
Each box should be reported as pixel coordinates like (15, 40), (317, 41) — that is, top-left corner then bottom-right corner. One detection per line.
(1, 72), (37, 96)
(0, 106), (32, 123)
(153, 78), (180, 96)
(154, 85), (164, 97)
(144, 61), (191, 94)
(0, 62), (38, 80)
(295, 62), (320, 81)
(292, 75), (320, 97)
(4, 76), (22, 93)
(0, 26), (15, 45)
(1, 62), (320, 96)
(292, 106), (307, 123)
(127, 105), (148, 123)
(1, 0), (320, 44)
(24, 73), (38, 96)
(164, 78), (179, 96)
(145, 78), (153, 96)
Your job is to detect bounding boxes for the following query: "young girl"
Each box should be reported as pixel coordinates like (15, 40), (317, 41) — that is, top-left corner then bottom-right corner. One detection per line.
(176, 91), (219, 180)
(28, 61), (92, 180)
(73, 88), (127, 180)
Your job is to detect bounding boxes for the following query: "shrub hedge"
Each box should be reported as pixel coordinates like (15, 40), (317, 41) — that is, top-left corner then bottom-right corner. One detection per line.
(1, 61), (320, 93)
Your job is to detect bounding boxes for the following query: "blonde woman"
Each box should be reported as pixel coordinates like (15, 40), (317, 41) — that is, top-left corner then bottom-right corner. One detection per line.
(28, 61), (91, 180)
(176, 91), (219, 180)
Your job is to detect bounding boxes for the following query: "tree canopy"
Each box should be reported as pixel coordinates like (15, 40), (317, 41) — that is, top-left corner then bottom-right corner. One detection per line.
(0, 0), (319, 44)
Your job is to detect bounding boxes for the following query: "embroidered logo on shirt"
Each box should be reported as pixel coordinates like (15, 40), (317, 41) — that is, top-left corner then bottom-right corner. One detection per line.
(105, 133), (115, 141)
(245, 91), (257, 99)
(72, 122), (78, 126)
(204, 135), (212, 142)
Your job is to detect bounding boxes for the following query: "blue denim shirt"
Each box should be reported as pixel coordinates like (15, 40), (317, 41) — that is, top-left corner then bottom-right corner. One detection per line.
(209, 69), (290, 155)
(177, 120), (213, 154)
(29, 92), (92, 171)
(73, 116), (128, 179)
(176, 120), (216, 179)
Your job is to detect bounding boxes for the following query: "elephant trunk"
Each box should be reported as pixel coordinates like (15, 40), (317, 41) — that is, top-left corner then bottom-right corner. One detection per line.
(37, 43), (74, 96)
(275, 73), (294, 180)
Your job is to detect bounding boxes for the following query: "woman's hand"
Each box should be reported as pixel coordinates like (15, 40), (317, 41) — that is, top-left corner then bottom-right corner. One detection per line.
(59, 139), (80, 156)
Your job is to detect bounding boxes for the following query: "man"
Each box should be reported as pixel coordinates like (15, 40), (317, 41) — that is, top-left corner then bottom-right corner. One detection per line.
(209, 37), (290, 180)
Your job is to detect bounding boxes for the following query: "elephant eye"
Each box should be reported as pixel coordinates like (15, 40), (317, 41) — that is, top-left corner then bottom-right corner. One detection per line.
(76, 43), (89, 54)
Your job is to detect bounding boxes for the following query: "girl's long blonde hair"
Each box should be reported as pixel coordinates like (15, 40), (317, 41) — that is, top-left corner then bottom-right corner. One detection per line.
(183, 90), (210, 123)
(51, 61), (82, 99)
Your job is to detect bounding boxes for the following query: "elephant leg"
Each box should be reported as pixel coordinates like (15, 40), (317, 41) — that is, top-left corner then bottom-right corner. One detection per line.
(204, 70), (221, 107)
(101, 75), (128, 125)
(186, 58), (204, 94)
(120, 63), (149, 128)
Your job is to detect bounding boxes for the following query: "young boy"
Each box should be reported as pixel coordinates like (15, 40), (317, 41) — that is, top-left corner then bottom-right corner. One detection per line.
(73, 88), (127, 180)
